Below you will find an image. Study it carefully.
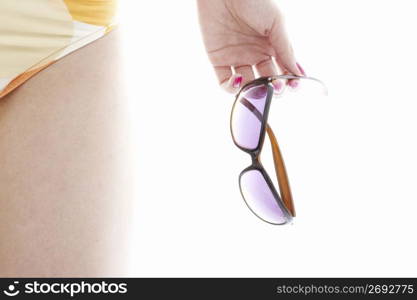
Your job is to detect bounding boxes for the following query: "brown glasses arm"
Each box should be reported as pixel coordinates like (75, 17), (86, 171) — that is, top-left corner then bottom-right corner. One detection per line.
(238, 96), (296, 216)
(266, 124), (296, 217)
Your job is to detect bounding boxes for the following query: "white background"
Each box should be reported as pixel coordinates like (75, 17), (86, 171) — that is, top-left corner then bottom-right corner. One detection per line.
(118, 0), (417, 276)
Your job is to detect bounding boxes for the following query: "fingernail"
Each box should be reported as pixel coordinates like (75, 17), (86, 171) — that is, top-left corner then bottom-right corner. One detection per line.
(296, 62), (306, 76)
(289, 80), (299, 89)
(272, 80), (283, 92)
(232, 76), (242, 88)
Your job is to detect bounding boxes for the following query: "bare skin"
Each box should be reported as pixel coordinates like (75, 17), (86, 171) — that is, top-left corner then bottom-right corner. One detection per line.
(197, 0), (305, 92)
(0, 0), (301, 277)
(0, 30), (136, 277)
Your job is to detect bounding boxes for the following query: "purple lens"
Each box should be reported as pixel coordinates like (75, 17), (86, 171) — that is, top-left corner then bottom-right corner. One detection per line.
(240, 169), (290, 224)
(231, 84), (269, 150)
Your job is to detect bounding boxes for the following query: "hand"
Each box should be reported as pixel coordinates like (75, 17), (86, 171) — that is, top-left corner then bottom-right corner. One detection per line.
(197, 0), (305, 93)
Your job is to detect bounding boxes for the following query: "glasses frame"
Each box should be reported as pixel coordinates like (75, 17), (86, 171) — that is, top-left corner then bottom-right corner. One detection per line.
(230, 75), (314, 224)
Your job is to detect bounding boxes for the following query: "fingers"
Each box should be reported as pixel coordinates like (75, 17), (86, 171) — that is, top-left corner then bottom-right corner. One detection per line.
(220, 73), (243, 93)
(215, 59), (304, 94)
(270, 17), (305, 89)
(255, 58), (284, 94)
(270, 22), (301, 77)
(217, 65), (255, 94)
(255, 58), (277, 77)
(215, 66), (233, 86)
(273, 57), (306, 89)
(296, 62), (306, 76)
(289, 62), (306, 89)
(282, 61), (306, 90)
(234, 65), (255, 87)
(215, 66), (244, 93)
(215, 66), (240, 93)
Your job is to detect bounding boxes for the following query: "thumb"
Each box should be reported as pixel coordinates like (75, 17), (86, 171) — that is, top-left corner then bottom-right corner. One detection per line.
(269, 18), (302, 76)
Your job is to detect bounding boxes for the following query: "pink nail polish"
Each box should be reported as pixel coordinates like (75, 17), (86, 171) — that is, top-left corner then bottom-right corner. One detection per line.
(232, 76), (242, 88)
(272, 80), (283, 92)
(289, 80), (299, 89)
(296, 62), (306, 76)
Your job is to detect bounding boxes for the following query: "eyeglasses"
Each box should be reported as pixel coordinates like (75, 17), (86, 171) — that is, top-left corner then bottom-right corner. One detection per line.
(230, 75), (325, 225)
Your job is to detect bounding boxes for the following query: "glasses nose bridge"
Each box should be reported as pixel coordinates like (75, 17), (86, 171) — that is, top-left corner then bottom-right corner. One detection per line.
(250, 151), (262, 167)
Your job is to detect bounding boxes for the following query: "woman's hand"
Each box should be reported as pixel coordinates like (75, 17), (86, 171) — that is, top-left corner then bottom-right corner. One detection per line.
(197, 0), (305, 93)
